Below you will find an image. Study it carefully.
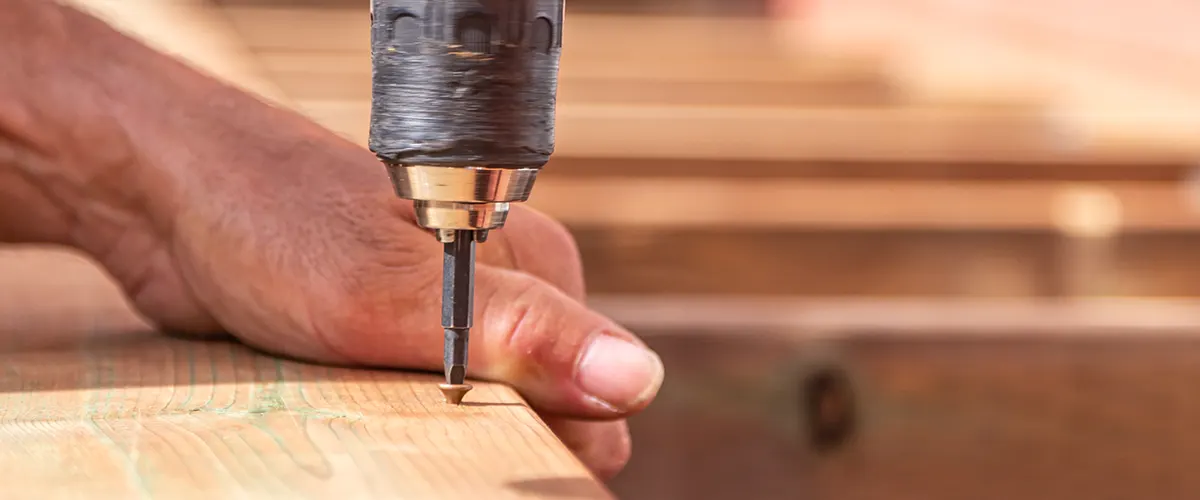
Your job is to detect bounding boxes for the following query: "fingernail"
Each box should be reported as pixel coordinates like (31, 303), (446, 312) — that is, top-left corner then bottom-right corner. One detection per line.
(576, 333), (664, 411)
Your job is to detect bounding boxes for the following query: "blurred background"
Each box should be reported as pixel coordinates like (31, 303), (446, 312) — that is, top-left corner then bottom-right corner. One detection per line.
(75, 0), (1200, 498)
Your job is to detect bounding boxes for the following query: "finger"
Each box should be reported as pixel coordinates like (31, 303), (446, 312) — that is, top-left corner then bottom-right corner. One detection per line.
(312, 205), (658, 418)
(324, 262), (661, 419)
(471, 266), (663, 418)
(544, 417), (632, 481)
(478, 204), (585, 301)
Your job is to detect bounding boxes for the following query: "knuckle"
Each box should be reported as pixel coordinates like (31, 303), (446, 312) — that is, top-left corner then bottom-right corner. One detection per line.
(483, 271), (593, 378)
(491, 274), (547, 355)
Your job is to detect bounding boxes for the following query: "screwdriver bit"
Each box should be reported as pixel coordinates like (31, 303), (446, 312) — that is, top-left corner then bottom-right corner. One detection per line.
(440, 229), (475, 404)
(367, 0), (564, 405)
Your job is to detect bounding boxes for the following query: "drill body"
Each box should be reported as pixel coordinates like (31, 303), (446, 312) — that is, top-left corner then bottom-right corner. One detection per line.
(368, 0), (565, 403)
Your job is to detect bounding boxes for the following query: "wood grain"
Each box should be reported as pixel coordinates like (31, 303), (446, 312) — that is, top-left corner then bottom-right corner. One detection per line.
(0, 247), (610, 499)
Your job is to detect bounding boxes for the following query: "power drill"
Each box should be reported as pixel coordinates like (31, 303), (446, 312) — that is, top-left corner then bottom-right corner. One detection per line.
(368, 0), (564, 404)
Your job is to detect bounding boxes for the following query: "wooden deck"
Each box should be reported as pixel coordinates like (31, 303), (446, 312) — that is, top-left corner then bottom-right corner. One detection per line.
(0, 248), (611, 499)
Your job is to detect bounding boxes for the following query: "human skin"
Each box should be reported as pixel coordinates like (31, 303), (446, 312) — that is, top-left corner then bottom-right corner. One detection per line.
(0, 0), (664, 479)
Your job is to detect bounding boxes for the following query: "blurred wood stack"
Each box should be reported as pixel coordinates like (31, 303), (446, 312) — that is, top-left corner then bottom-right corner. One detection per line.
(209, 0), (1200, 300)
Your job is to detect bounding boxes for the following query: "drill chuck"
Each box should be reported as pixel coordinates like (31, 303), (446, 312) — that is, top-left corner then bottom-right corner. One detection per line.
(368, 0), (564, 234)
(390, 165), (538, 235)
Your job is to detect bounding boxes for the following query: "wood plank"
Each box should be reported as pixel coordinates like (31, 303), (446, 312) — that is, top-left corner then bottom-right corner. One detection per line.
(533, 181), (1200, 296)
(538, 157), (1197, 182)
(565, 229), (1200, 297)
(611, 328), (1200, 500)
(910, 0), (1200, 92)
(0, 247), (610, 499)
(554, 74), (899, 108)
(588, 296), (1200, 335)
(569, 229), (1061, 297)
(526, 178), (1200, 230)
(806, 0), (1200, 152)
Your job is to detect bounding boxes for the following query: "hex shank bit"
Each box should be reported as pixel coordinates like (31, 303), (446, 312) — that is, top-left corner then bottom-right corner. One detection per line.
(439, 229), (475, 404)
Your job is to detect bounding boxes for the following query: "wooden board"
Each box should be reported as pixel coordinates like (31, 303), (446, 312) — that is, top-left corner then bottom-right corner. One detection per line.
(589, 296), (1200, 335)
(807, 0), (1200, 152)
(0, 247), (611, 499)
(528, 178), (1200, 231)
(537, 157), (1198, 182)
(610, 326), (1200, 500)
(566, 229), (1200, 297)
(593, 299), (1200, 499)
(907, 0), (1200, 94)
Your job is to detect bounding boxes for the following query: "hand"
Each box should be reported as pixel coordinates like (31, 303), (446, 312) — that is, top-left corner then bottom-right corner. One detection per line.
(70, 83), (664, 480)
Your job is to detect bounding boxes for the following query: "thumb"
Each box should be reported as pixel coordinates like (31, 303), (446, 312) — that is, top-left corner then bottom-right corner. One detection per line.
(471, 265), (664, 418)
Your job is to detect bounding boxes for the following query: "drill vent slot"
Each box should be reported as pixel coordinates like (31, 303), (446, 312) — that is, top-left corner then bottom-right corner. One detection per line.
(531, 16), (554, 53)
(390, 13), (421, 49)
(455, 13), (493, 54)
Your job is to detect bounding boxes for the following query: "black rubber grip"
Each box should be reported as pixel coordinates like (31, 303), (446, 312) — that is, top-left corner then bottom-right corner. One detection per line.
(368, 0), (564, 168)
